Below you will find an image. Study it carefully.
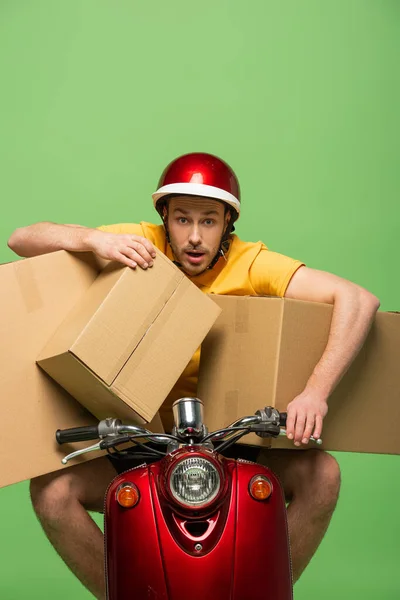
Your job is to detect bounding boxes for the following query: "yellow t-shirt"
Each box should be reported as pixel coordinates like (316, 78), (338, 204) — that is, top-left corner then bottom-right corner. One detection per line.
(98, 222), (304, 430)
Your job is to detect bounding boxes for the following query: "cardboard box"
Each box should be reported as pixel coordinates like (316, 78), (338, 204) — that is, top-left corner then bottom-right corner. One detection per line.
(198, 295), (400, 454)
(0, 250), (218, 489)
(37, 250), (221, 424)
(0, 251), (104, 489)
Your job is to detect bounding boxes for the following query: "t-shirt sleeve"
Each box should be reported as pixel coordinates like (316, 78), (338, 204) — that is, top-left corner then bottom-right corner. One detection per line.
(97, 223), (145, 236)
(249, 247), (305, 297)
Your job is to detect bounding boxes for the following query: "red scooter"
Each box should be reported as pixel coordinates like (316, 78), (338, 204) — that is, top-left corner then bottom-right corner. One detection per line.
(56, 398), (322, 599)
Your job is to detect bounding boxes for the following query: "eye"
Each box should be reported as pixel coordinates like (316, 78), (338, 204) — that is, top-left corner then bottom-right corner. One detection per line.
(177, 217), (188, 224)
(204, 219), (215, 226)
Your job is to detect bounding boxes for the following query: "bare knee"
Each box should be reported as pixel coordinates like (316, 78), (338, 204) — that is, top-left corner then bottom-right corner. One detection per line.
(30, 458), (115, 522)
(294, 450), (341, 514)
(30, 471), (81, 524)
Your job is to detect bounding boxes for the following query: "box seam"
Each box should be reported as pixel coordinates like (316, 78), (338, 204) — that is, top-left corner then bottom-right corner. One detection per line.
(62, 350), (146, 422)
(71, 270), (185, 386)
(271, 300), (284, 408)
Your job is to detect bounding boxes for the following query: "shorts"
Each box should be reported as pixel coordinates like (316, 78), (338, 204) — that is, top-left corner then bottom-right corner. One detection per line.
(108, 442), (261, 475)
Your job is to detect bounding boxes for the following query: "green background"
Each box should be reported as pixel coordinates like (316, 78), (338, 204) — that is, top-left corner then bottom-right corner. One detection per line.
(0, 1), (399, 598)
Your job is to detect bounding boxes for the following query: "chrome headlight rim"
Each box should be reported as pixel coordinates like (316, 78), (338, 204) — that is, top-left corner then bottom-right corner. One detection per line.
(166, 452), (224, 511)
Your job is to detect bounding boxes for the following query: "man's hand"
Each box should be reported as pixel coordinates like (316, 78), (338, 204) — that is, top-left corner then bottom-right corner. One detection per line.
(8, 222), (158, 266)
(285, 391), (328, 446)
(87, 230), (157, 270)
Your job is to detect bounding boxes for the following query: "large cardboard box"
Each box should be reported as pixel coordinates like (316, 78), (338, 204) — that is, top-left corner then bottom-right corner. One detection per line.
(0, 250), (219, 489)
(0, 251), (105, 489)
(37, 251), (221, 424)
(198, 295), (400, 454)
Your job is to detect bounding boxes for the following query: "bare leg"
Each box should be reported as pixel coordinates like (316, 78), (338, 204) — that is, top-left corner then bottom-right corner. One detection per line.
(30, 457), (117, 600)
(258, 448), (341, 583)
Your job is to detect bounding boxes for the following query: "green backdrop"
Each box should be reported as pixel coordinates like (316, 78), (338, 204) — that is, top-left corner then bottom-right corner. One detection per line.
(0, 1), (399, 598)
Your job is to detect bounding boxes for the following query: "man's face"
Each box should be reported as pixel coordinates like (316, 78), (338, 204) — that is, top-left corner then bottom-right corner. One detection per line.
(166, 196), (230, 276)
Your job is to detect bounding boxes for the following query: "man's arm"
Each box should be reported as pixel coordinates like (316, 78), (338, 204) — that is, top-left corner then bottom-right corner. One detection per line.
(284, 266), (380, 446)
(7, 222), (156, 269)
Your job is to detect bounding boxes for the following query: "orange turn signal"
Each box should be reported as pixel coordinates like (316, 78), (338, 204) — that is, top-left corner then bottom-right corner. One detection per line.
(249, 475), (273, 501)
(116, 483), (140, 508)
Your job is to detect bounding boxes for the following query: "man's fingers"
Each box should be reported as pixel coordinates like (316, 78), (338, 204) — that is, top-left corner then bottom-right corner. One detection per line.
(301, 413), (316, 444)
(120, 234), (156, 258)
(134, 235), (157, 258)
(122, 246), (152, 269)
(313, 415), (323, 440)
(294, 412), (306, 445)
(127, 237), (156, 262)
(285, 410), (296, 440)
(126, 242), (154, 266)
(115, 252), (137, 269)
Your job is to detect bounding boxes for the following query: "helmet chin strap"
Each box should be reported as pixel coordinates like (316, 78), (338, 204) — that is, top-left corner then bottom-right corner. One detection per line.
(205, 236), (231, 271)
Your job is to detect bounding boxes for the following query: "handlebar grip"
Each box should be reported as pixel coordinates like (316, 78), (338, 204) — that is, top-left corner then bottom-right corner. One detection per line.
(279, 413), (287, 427)
(56, 425), (99, 445)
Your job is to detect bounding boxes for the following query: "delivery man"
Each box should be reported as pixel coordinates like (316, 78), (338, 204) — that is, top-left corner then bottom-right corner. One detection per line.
(8, 152), (380, 599)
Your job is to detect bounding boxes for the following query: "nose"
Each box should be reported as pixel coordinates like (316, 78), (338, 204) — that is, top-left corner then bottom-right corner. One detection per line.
(188, 224), (202, 247)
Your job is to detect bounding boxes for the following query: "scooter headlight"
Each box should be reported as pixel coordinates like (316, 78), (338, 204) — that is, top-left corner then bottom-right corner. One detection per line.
(169, 456), (221, 508)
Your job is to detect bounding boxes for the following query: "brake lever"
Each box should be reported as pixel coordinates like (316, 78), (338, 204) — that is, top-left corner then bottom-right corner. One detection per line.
(278, 429), (323, 445)
(61, 441), (102, 465)
(60, 436), (132, 465)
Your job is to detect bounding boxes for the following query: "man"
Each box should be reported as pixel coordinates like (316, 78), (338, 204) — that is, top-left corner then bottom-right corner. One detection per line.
(8, 152), (379, 599)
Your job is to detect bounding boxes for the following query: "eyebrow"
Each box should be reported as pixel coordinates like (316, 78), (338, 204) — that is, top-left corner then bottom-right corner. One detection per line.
(173, 208), (220, 216)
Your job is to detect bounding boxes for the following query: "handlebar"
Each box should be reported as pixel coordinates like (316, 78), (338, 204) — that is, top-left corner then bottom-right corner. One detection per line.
(56, 406), (322, 465)
(56, 426), (100, 444)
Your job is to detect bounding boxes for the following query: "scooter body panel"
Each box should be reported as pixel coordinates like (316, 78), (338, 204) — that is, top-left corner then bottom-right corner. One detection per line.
(105, 455), (292, 600)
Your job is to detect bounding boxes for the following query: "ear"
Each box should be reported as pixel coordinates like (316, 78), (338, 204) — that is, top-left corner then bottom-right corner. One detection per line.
(223, 209), (232, 233)
(162, 203), (168, 221)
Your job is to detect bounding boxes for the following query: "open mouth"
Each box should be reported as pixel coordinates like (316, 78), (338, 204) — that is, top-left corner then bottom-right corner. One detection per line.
(185, 252), (205, 265)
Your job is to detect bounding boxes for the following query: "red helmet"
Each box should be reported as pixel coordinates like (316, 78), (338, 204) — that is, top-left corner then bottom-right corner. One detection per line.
(152, 152), (241, 219)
